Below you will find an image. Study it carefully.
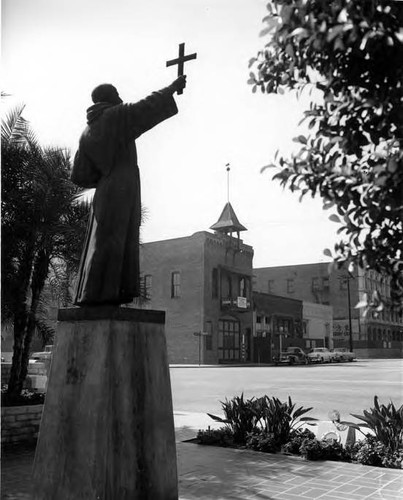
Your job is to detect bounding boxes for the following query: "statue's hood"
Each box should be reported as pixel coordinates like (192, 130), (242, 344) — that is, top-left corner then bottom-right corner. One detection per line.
(86, 102), (116, 124)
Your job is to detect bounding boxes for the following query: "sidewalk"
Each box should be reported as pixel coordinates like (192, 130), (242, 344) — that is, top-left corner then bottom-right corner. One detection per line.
(2, 412), (403, 500)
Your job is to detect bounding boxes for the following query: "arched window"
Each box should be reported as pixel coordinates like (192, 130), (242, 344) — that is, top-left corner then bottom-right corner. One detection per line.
(171, 271), (181, 298)
(239, 277), (246, 297)
(212, 268), (218, 299)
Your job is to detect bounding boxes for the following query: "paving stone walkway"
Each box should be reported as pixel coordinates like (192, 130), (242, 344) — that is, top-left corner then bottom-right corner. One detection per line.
(177, 441), (403, 500)
(2, 413), (403, 499)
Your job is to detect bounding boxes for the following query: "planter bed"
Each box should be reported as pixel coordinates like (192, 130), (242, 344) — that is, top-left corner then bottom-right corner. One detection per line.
(1, 404), (44, 445)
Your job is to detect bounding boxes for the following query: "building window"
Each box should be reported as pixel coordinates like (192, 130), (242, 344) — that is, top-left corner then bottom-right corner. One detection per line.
(218, 320), (240, 360)
(212, 268), (218, 299)
(277, 318), (292, 334)
(171, 271), (181, 298)
(256, 315), (262, 324)
(205, 321), (213, 350)
(144, 274), (152, 299)
(322, 277), (330, 290)
(223, 275), (232, 299)
(312, 277), (320, 291)
(239, 277), (246, 297)
(268, 280), (274, 293)
(287, 279), (295, 293)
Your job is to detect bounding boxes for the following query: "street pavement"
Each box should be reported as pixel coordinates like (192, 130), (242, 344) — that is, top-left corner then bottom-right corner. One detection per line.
(170, 359), (403, 422)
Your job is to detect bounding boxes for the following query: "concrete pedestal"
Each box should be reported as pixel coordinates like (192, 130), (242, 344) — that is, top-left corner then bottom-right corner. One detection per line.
(32, 307), (178, 500)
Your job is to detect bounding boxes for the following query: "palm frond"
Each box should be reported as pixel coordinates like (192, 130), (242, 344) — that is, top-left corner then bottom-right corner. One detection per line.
(73, 188), (95, 206)
(1, 105), (27, 144)
(1, 104), (39, 149)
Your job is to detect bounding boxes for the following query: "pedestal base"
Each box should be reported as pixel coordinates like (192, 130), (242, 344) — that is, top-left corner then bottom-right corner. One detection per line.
(32, 307), (178, 500)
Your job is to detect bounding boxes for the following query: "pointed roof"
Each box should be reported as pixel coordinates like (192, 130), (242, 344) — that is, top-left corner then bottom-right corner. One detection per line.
(210, 202), (247, 233)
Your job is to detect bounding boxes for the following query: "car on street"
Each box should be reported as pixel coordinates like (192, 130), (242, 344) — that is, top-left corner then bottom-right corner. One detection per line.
(273, 347), (309, 366)
(29, 351), (52, 364)
(307, 347), (334, 363)
(331, 347), (356, 362)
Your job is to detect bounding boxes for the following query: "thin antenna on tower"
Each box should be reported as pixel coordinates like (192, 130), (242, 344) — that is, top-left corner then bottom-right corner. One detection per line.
(226, 163), (230, 203)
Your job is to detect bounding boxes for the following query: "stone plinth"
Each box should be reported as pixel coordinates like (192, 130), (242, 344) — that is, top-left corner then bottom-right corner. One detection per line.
(32, 307), (177, 500)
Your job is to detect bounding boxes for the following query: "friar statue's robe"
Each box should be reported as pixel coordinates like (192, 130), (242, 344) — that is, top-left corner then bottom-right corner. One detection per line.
(72, 89), (178, 305)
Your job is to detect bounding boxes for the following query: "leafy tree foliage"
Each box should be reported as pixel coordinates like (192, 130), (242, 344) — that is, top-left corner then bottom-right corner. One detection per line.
(249, 0), (403, 309)
(1, 105), (88, 397)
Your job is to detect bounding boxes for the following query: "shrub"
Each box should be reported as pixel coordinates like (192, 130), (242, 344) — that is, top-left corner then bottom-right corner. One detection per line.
(245, 430), (278, 453)
(319, 440), (351, 462)
(348, 435), (403, 469)
(345, 396), (403, 453)
(196, 427), (234, 447)
(282, 428), (316, 455)
(300, 438), (350, 462)
(300, 438), (325, 461)
(381, 450), (403, 469)
(1, 385), (45, 407)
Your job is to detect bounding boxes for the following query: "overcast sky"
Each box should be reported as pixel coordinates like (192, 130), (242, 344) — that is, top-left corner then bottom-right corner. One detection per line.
(2, 0), (339, 267)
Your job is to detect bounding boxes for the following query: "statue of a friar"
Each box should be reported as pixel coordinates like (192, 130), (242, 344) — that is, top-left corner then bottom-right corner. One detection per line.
(71, 76), (186, 306)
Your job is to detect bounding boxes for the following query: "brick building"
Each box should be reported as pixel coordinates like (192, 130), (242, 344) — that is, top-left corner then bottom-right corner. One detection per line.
(140, 203), (254, 364)
(253, 263), (403, 358)
(252, 292), (303, 363)
(252, 293), (333, 363)
(302, 302), (334, 350)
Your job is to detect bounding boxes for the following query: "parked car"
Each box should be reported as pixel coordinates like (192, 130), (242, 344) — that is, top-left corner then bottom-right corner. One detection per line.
(273, 347), (309, 366)
(29, 351), (52, 364)
(331, 347), (356, 362)
(307, 347), (334, 363)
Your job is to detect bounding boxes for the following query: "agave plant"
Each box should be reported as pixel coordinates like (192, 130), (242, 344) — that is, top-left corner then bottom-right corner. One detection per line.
(207, 393), (262, 444)
(208, 393), (317, 446)
(343, 396), (403, 453)
(258, 396), (318, 446)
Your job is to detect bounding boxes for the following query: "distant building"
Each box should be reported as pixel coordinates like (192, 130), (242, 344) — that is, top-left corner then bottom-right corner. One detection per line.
(252, 292), (333, 363)
(253, 263), (403, 358)
(302, 302), (333, 350)
(140, 203), (254, 364)
(252, 292), (303, 363)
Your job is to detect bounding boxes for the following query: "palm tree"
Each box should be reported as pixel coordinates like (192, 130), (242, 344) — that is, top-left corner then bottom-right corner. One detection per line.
(1, 105), (89, 398)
